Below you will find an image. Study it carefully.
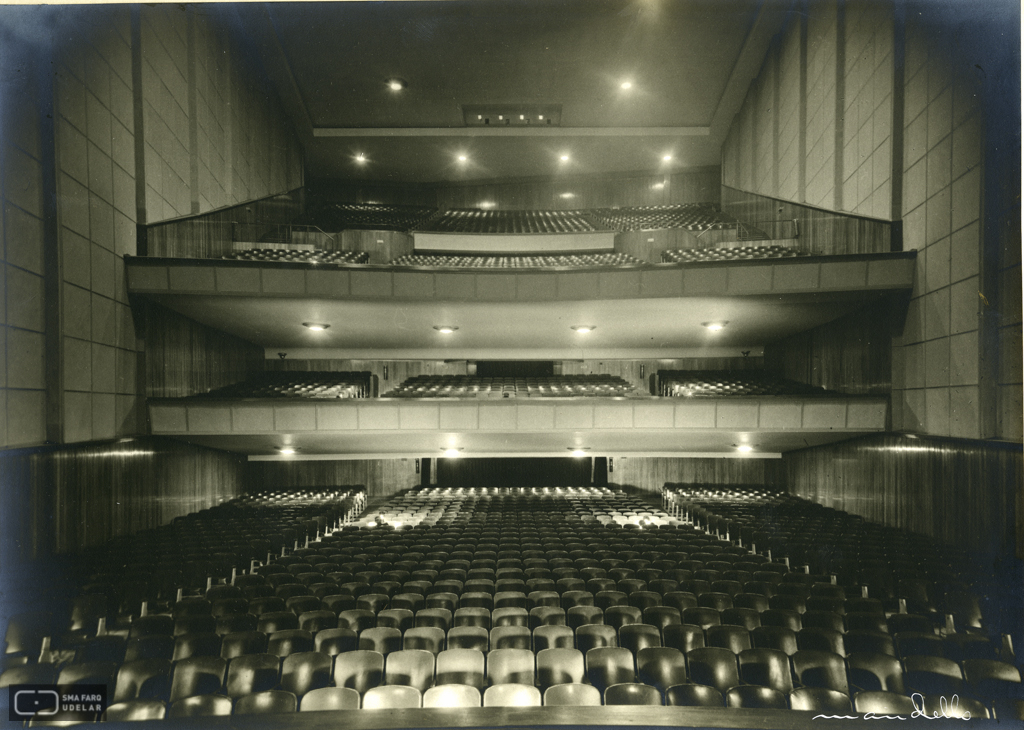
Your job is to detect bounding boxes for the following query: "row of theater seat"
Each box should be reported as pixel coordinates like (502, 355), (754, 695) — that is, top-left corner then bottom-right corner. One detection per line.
(297, 203), (740, 235)
(661, 245), (806, 262)
(387, 253), (644, 268)
(223, 248), (369, 264)
(199, 372), (375, 399)
(383, 374), (638, 398)
(657, 371), (835, 398)
(416, 209), (601, 234)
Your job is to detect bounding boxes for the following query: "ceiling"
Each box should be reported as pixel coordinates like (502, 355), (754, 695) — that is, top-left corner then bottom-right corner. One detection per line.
(240, 0), (790, 182)
(146, 290), (885, 359)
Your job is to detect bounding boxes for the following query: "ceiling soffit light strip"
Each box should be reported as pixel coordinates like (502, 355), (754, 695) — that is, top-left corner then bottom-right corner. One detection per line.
(571, 325), (596, 334)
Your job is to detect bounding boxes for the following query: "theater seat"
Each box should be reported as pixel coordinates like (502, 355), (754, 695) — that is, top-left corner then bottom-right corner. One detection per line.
(726, 685), (788, 709)
(789, 687), (854, 714)
(543, 683), (602, 706)
(605, 683), (662, 705)
(280, 652), (332, 696)
(436, 648), (485, 688)
(225, 653), (281, 698)
(665, 683), (725, 707)
(483, 683), (542, 707)
(233, 690), (297, 715)
(423, 684), (482, 708)
(103, 699), (167, 722)
(853, 691), (916, 714)
(586, 647), (635, 693)
(300, 687), (360, 711)
(167, 694), (233, 718)
(636, 647), (687, 693)
(333, 650), (384, 694)
(363, 685), (422, 709)
(536, 648), (585, 689)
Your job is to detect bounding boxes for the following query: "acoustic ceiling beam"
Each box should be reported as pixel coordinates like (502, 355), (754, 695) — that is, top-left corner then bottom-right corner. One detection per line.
(312, 127), (711, 138)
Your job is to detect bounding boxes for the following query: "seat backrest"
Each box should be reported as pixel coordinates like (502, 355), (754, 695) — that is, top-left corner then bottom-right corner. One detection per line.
(403, 626), (446, 654)
(422, 684), (482, 708)
(362, 685), (422, 709)
(726, 685), (788, 709)
(585, 646), (635, 692)
(707, 625), (751, 653)
(447, 626), (489, 652)
(543, 683), (601, 706)
(536, 648), (585, 690)
(847, 651), (905, 693)
(300, 687), (360, 711)
(313, 628), (358, 656)
(225, 653), (281, 698)
(280, 652), (333, 696)
(104, 699), (167, 721)
(332, 650), (385, 694)
(665, 683), (724, 707)
(487, 648), (535, 686)
(575, 623), (618, 653)
(533, 624), (574, 651)
(233, 689), (297, 715)
(490, 625), (532, 650)
(168, 693), (233, 717)
(113, 658), (172, 703)
(636, 647), (687, 692)
(169, 656), (227, 703)
(791, 649), (849, 694)
(267, 629), (314, 658)
(436, 648), (485, 688)
(605, 682), (663, 706)
(790, 687), (854, 714)
(739, 648), (793, 693)
(491, 607), (529, 627)
(385, 649), (436, 692)
(685, 647), (739, 694)
(483, 683), (542, 707)
(853, 690), (916, 714)
(359, 627), (402, 655)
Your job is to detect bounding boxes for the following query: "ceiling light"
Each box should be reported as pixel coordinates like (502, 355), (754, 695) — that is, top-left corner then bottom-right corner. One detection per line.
(620, 81), (633, 90)
(457, 154), (468, 163)
(702, 321), (728, 332)
(662, 154), (673, 162)
(559, 192), (575, 199)
(571, 325), (596, 334)
(652, 182), (665, 190)
(734, 444), (754, 453)
(433, 325), (458, 334)
(559, 154), (570, 162)
(569, 447), (591, 457)
(478, 201), (495, 209)
(278, 447), (296, 455)
(354, 153), (366, 164)
(442, 448), (463, 458)
(302, 322), (330, 331)
(386, 78), (407, 91)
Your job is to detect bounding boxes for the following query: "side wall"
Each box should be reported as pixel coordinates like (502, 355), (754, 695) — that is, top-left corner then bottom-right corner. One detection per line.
(246, 459), (419, 498)
(723, 0), (1021, 441)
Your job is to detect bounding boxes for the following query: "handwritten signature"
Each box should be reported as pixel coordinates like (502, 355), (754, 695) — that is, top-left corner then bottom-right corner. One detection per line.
(812, 694), (971, 721)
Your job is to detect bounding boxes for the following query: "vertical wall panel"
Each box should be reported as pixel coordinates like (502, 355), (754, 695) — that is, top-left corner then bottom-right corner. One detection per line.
(784, 433), (1021, 556)
(612, 457), (786, 494)
(1, 436), (247, 558)
(247, 459), (418, 498)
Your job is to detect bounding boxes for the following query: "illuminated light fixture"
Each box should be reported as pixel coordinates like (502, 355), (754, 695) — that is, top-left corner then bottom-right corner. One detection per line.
(433, 325), (458, 334)
(478, 201), (495, 209)
(733, 444), (754, 453)
(302, 322), (330, 331)
(571, 325), (596, 334)
(620, 80), (633, 90)
(457, 154), (468, 162)
(559, 192), (575, 199)
(569, 447), (591, 457)
(662, 154), (673, 162)
(702, 321), (728, 332)
(354, 153), (367, 164)
(559, 154), (570, 162)
(386, 77), (407, 91)
(442, 448), (463, 458)
(652, 182), (665, 189)
(278, 447), (296, 455)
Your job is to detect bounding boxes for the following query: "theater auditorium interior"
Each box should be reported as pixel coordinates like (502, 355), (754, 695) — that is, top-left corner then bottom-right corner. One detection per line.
(0, 0), (1021, 726)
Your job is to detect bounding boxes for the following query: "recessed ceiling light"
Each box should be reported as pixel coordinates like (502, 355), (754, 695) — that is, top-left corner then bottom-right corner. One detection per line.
(569, 447), (591, 457)
(442, 447), (463, 458)
(302, 322), (330, 331)
(386, 78), (407, 91)
(571, 325), (596, 334)
(433, 325), (458, 334)
(734, 444), (754, 453)
(559, 192), (575, 199)
(652, 182), (665, 190)
(479, 201), (495, 209)
(662, 154), (673, 162)
(702, 321), (728, 332)
(620, 81), (633, 90)
(278, 447), (297, 455)
(559, 154), (570, 162)
(354, 153), (366, 164)
(457, 154), (468, 162)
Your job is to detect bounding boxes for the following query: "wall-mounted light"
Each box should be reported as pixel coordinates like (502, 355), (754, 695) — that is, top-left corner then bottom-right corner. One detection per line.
(354, 153), (367, 164)
(571, 325), (596, 334)
(433, 325), (458, 334)
(734, 444), (754, 454)
(442, 447), (463, 458)
(569, 447), (591, 457)
(702, 321), (728, 332)
(278, 447), (297, 456)
(386, 78), (407, 91)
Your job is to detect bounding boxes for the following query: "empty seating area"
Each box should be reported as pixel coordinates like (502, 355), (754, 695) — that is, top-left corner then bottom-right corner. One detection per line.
(302, 203), (439, 232)
(587, 204), (735, 232)
(415, 209), (601, 234)
(6, 484), (1018, 722)
(198, 372), (376, 400)
(222, 248), (370, 264)
(661, 245), (807, 263)
(388, 252), (644, 268)
(383, 374), (638, 399)
(657, 371), (833, 398)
